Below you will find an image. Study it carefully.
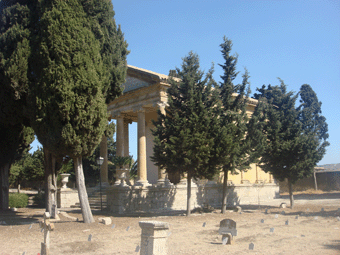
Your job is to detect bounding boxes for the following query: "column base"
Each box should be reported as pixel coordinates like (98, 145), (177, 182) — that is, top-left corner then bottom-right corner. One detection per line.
(157, 178), (172, 187)
(134, 179), (150, 187)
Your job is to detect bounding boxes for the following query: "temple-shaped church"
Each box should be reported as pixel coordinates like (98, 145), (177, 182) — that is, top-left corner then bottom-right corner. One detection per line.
(97, 65), (278, 214)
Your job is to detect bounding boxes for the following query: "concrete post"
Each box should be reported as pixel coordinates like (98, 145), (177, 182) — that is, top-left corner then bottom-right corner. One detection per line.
(139, 221), (169, 255)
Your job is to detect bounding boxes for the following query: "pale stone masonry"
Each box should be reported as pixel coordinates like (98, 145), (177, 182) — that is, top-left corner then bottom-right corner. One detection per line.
(139, 221), (169, 255)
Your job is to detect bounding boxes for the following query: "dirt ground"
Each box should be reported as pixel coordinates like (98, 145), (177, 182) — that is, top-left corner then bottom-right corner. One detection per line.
(0, 191), (339, 255)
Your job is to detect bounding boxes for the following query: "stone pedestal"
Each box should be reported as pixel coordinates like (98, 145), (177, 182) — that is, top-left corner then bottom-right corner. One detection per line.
(139, 221), (169, 255)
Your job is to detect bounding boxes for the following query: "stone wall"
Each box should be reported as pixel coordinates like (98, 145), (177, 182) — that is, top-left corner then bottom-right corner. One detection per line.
(106, 182), (279, 214)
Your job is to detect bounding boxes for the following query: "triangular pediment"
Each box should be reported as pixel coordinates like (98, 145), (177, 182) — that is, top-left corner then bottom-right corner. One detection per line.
(122, 76), (152, 93)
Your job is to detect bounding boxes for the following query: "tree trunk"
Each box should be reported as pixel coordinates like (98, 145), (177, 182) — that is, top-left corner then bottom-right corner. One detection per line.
(288, 178), (294, 208)
(221, 169), (228, 214)
(44, 148), (53, 213)
(74, 156), (94, 223)
(186, 172), (192, 216)
(0, 163), (10, 210)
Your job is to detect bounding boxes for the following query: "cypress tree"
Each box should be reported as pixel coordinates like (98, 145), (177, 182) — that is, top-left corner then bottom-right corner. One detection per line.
(253, 81), (329, 208)
(29, 0), (107, 223)
(0, 0), (35, 210)
(152, 52), (221, 216)
(215, 37), (254, 213)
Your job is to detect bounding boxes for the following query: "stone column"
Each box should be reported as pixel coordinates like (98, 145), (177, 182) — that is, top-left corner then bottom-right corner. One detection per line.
(116, 115), (124, 157)
(100, 135), (109, 185)
(136, 109), (149, 186)
(115, 115), (125, 186)
(124, 119), (131, 185)
(139, 221), (169, 255)
(157, 103), (170, 186)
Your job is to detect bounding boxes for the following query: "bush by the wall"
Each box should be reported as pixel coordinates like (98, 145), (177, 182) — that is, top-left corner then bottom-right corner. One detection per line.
(9, 193), (29, 208)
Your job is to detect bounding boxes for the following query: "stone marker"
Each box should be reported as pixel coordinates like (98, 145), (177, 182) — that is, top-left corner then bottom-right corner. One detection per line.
(285, 220), (289, 225)
(321, 208), (324, 212)
(281, 211), (285, 215)
(270, 227), (274, 233)
(249, 243), (255, 250)
(88, 234), (92, 242)
(280, 203), (287, 208)
(275, 214), (278, 219)
(29, 224), (32, 230)
(112, 224), (116, 229)
(337, 217), (340, 221)
(314, 216), (318, 220)
(202, 222), (206, 227)
(126, 226), (130, 231)
(222, 233), (233, 245)
(235, 206), (242, 213)
(295, 216), (299, 219)
(135, 245), (140, 252)
(218, 219), (237, 245)
(139, 221), (169, 255)
(265, 209), (268, 214)
(40, 212), (54, 255)
(219, 219), (237, 236)
(261, 219), (264, 223)
(98, 217), (112, 225)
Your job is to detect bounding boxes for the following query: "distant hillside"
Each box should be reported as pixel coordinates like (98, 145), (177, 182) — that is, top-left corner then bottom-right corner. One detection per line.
(318, 163), (340, 171)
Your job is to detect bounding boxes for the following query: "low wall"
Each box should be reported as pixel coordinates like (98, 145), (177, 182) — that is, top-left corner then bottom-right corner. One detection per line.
(57, 188), (79, 208)
(107, 182), (279, 214)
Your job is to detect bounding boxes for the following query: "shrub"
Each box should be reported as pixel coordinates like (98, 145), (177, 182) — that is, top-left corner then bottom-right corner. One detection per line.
(32, 192), (45, 208)
(9, 193), (29, 208)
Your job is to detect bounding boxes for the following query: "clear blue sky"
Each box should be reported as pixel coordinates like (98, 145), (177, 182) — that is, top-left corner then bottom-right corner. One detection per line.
(32, 0), (340, 165)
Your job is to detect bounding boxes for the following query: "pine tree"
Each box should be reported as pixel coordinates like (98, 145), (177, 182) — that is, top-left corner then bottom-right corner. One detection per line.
(152, 52), (221, 216)
(253, 81), (329, 208)
(215, 37), (254, 213)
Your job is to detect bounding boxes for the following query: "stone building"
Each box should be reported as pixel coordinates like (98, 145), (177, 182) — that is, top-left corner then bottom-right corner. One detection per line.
(97, 65), (279, 214)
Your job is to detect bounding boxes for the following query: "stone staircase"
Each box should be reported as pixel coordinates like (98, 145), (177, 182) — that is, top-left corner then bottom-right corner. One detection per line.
(72, 186), (110, 210)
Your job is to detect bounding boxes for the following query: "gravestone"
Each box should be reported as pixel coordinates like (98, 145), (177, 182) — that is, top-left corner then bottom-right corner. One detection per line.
(112, 224), (116, 229)
(280, 203), (287, 208)
(275, 214), (278, 219)
(219, 219), (237, 236)
(126, 226), (130, 231)
(261, 219), (264, 223)
(285, 220), (289, 225)
(139, 221), (169, 255)
(249, 243), (255, 250)
(40, 212), (54, 255)
(218, 219), (237, 245)
(265, 209), (268, 214)
(270, 227), (274, 232)
(88, 234), (92, 242)
(202, 222), (206, 227)
(314, 216), (318, 220)
(295, 216), (299, 219)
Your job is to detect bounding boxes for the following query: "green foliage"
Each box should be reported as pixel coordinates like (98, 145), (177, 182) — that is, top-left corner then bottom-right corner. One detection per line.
(32, 192), (45, 208)
(152, 51), (222, 180)
(29, 0), (108, 158)
(215, 37), (254, 174)
(253, 81), (329, 184)
(9, 147), (45, 188)
(9, 193), (28, 208)
(80, 0), (129, 103)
